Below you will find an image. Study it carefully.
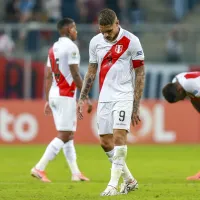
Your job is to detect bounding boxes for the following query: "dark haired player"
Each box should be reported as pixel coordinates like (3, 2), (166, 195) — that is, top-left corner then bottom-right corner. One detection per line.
(163, 71), (200, 180)
(31, 18), (91, 182)
(78, 9), (145, 196)
(162, 72), (200, 113)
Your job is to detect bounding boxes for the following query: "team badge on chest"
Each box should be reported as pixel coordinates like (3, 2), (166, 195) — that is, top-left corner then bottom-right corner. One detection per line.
(115, 45), (123, 54)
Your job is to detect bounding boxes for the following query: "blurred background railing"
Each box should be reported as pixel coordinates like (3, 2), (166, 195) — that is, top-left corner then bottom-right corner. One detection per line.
(2, 23), (200, 64)
(0, 0), (200, 145)
(0, 0), (200, 100)
(0, 23), (199, 100)
(1, 0), (200, 64)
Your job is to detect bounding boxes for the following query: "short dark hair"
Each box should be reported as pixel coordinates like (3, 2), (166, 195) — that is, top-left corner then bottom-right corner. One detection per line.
(98, 8), (117, 26)
(162, 83), (178, 103)
(57, 18), (74, 30)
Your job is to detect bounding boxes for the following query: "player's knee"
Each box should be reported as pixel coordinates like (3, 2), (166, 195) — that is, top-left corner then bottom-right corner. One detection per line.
(100, 139), (113, 152)
(113, 133), (126, 146)
(57, 131), (74, 143)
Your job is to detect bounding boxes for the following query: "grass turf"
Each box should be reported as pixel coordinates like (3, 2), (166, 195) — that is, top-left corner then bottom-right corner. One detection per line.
(0, 145), (200, 200)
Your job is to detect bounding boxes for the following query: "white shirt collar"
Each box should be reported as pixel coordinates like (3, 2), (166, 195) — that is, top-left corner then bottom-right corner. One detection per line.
(59, 36), (70, 41)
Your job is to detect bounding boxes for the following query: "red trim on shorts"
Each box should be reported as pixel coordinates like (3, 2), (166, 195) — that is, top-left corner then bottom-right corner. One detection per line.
(48, 47), (76, 97)
(99, 36), (130, 91)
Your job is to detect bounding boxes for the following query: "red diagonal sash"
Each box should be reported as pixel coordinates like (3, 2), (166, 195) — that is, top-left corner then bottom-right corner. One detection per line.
(49, 47), (75, 97)
(99, 36), (130, 91)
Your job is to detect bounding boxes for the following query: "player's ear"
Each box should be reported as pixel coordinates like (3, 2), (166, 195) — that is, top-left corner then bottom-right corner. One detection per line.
(68, 26), (74, 34)
(62, 26), (69, 35)
(65, 26), (72, 36)
(116, 19), (119, 26)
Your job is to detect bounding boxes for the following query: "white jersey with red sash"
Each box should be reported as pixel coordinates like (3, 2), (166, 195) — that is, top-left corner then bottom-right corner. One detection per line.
(172, 72), (200, 98)
(89, 28), (144, 102)
(46, 37), (80, 131)
(47, 37), (80, 100)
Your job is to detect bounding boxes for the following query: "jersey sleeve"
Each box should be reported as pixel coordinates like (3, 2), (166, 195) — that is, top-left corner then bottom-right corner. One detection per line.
(172, 77), (177, 83)
(183, 79), (200, 98)
(131, 37), (145, 68)
(68, 44), (80, 65)
(46, 56), (51, 68)
(89, 38), (97, 63)
(131, 37), (144, 60)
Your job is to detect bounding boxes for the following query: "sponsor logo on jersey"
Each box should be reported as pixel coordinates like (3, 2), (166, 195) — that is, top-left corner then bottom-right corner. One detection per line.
(115, 45), (123, 54)
(136, 50), (143, 56)
(72, 52), (77, 59)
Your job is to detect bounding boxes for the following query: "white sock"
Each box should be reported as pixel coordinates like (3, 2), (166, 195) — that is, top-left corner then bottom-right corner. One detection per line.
(106, 146), (134, 183)
(108, 145), (127, 188)
(35, 137), (64, 171)
(106, 149), (114, 163)
(122, 162), (135, 183)
(63, 140), (80, 175)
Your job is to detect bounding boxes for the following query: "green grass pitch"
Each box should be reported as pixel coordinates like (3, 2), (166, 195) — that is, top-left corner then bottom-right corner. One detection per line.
(0, 145), (200, 200)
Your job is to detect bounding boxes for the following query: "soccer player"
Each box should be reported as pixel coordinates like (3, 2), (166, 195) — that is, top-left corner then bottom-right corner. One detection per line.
(162, 71), (200, 180)
(162, 71), (200, 113)
(31, 18), (92, 182)
(77, 9), (145, 196)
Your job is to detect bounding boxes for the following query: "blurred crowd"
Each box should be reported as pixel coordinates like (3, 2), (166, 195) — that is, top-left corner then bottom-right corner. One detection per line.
(172, 0), (200, 21)
(0, 0), (200, 63)
(2, 0), (200, 24)
(3, 0), (143, 25)
(0, 0), (144, 58)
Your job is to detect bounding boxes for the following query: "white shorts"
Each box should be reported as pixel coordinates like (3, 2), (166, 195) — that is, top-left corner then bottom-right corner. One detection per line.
(49, 97), (76, 131)
(97, 101), (133, 135)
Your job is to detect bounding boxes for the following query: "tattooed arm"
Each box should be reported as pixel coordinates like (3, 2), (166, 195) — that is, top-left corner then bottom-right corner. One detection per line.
(132, 65), (145, 126)
(69, 63), (93, 113)
(79, 63), (98, 101)
(77, 63), (98, 119)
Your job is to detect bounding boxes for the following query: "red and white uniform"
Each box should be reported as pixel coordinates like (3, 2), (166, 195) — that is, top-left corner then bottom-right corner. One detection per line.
(172, 72), (200, 98)
(47, 37), (80, 131)
(89, 28), (144, 134)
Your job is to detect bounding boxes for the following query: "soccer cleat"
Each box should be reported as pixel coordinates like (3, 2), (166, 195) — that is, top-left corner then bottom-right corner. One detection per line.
(31, 168), (51, 182)
(186, 172), (200, 180)
(120, 179), (138, 194)
(100, 185), (119, 196)
(71, 173), (90, 181)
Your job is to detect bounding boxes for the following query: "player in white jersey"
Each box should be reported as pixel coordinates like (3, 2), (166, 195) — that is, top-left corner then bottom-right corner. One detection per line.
(162, 71), (200, 180)
(162, 72), (200, 112)
(31, 18), (92, 182)
(77, 9), (145, 196)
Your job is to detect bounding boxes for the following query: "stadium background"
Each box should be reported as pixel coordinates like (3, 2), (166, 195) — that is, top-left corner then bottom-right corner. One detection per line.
(1, 1), (200, 200)
(0, 0), (199, 145)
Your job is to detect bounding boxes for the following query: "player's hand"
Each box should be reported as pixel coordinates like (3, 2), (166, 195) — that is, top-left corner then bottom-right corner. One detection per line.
(86, 98), (93, 113)
(44, 101), (52, 116)
(131, 110), (141, 126)
(77, 99), (84, 120)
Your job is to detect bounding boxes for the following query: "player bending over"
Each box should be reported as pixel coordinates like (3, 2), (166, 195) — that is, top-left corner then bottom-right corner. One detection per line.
(162, 71), (200, 180)
(78, 8), (145, 196)
(31, 18), (92, 182)
(162, 72), (200, 112)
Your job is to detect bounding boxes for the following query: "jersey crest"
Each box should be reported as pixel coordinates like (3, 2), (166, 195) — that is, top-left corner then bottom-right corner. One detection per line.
(115, 45), (123, 54)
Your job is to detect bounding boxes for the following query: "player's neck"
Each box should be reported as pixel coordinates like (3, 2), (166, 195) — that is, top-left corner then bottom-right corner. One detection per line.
(111, 27), (120, 42)
(60, 34), (71, 40)
(176, 82), (186, 99)
(176, 81), (182, 91)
